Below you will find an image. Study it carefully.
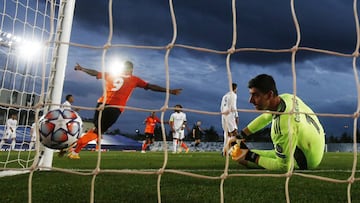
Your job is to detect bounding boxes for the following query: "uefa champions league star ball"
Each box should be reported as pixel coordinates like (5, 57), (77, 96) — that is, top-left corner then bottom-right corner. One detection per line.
(38, 108), (83, 150)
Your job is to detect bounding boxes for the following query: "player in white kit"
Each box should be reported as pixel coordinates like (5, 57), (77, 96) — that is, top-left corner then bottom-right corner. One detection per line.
(169, 104), (189, 153)
(0, 113), (18, 150)
(220, 83), (239, 155)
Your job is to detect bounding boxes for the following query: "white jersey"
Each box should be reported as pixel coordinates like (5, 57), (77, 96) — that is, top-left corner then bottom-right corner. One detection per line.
(221, 91), (238, 133)
(220, 91), (238, 116)
(170, 112), (187, 131)
(4, 118), (17, 139)
(169, 112), (187, 139)
(61, 100), (72, 110)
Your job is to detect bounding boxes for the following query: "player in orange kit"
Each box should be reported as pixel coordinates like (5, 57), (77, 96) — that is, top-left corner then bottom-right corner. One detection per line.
(141, 112), (161, 153)
(68, 61), (182, 159)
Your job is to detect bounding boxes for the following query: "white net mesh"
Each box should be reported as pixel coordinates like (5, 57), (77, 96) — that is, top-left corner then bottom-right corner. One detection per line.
(0, 0), (60, 169)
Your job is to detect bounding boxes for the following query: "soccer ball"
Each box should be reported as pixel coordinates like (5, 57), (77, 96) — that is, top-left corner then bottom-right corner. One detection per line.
(38, 108), (83, 150)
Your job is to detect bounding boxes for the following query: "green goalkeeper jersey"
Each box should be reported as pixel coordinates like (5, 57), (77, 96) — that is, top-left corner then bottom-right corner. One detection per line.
(247, 94), (325, 170)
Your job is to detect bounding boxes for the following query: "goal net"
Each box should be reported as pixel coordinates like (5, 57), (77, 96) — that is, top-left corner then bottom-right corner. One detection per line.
(0, 0), (359, 203)
(0, 0), (73, 171)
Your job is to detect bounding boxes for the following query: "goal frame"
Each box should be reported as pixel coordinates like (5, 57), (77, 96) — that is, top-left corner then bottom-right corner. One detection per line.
(37, 0), (76, 169)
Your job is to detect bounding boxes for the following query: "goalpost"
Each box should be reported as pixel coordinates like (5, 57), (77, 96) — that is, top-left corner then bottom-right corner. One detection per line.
(0, 0), (74, 171)
(0, 0), (359, 203)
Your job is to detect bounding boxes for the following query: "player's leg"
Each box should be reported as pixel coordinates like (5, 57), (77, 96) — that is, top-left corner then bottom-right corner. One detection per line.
(179, 130), (189, 153)
(69, 105), (101, 158)
(147, 135), (155, 152)
(69, 105), (121, 159)
(0, 138), (5, 149)
(195, 139), (200, 147)
(68, 129), (98, 159)
(180, 140), (189, 153)
(10, 137), (16, 150)
(297, 127), (325, 169)
(10, 131), (17, 150)
(29, 135), (36, 150)
(141, 135), (150, 153)
(0, 131), (10, 149)
(173, 139), (178, 153)
(221, 116), (228, 155)
(172, 130), (180, 153)
(141, 140), (147, 153)
(91, 105), (121, 152)
(222, 115), (238, 156)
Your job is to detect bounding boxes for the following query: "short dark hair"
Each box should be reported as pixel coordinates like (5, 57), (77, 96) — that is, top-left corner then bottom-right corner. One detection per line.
(232, 83), (237, 91)
(248, 74), (278, 96)
(65, 94), (73, 101)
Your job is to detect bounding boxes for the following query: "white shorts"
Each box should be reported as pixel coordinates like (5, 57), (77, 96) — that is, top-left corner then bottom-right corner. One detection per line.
(172, 129), (185, 140)
(3, 130), (16, 139)
(222, 114), (237, 134)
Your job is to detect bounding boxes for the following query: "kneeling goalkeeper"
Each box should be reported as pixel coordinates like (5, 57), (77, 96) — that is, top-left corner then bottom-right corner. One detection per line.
(230, 74), (325, 171)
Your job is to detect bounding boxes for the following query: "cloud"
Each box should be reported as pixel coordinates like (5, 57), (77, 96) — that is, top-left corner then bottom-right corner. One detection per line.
(63, 0), (358, 136)
(73, 0), (356, 67)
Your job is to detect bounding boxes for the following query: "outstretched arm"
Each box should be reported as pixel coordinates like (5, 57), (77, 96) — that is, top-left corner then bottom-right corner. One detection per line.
(146, 84), (182, 95)
(74, 63), (99, 77)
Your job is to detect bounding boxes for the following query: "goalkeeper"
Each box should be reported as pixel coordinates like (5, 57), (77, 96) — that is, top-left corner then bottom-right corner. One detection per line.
(230, 74), (325, 170)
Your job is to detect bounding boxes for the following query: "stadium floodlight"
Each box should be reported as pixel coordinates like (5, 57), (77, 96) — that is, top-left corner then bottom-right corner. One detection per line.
(17, 40), (42, 60)
(108, 58), (125, 75)
(0, 30), (43, 60)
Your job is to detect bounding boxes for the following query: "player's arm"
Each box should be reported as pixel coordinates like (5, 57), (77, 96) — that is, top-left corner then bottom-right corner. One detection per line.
(145, 84), (182, 95)
(169, 121), (175, 131)
(74, 63), (99, 76)
(182, 121), (187, 131)
(246, 113), (272, 133)
(169, 115), (176, 131)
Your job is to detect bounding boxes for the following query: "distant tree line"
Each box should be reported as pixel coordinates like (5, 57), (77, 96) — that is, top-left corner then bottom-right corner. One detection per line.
(327, 131), (360, 143)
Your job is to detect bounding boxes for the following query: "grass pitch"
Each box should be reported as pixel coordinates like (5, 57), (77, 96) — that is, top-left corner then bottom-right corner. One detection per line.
(0, 151), (359, 203)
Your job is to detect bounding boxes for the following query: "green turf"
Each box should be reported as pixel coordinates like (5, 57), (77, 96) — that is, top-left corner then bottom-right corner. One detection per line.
(0, 151), (359, 203)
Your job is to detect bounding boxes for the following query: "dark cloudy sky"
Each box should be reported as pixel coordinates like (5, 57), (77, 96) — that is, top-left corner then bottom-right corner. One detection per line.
(62, 0), (358, 137)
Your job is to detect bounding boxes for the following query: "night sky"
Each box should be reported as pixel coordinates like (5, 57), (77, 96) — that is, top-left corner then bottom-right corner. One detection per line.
(61, 0), (358, 136)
